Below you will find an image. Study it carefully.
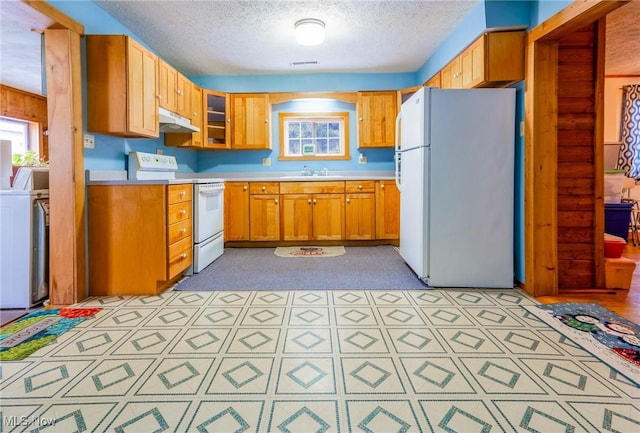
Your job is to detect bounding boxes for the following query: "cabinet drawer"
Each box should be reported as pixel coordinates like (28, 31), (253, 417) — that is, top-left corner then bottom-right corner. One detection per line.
(345, 180), (375, 193)
(168, 201), (192, 224)
(168, 184), (192, 204)
(168, 218), (192, 244)
(280, 181), (345, 194)
(168, 236), (192, 278)
(250, 182), (280, 195)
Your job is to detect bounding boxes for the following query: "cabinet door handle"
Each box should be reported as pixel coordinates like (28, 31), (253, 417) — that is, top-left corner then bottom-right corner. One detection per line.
(243, 185), (248, 191)
(180, 228), (187, 234)
(180, 253), (187, 259)
(274, 199), (279, 204)
(358, 184), (363, 190)
(264, 119), (269, 123)
(308, 199), (312, 204)
(262, 186), (266, 191)
(359, 117), (363, 121)
(179, 191), (186, 196)
(380, 184), (385, 189)
(346, 198), (351, 204)
(180, 210), (187, 215)
(157, 94), (162, 100)
(313, 199), (317, 204)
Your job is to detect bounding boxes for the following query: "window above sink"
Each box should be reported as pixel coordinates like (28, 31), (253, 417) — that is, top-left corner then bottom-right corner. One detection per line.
(278, 112), (350, 161)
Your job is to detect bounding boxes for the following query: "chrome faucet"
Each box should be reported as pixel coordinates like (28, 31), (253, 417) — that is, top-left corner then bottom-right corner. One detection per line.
(301, 165), (313, 176)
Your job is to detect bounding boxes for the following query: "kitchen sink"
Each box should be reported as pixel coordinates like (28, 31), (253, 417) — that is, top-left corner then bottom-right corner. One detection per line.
(279, 175), (344, 180)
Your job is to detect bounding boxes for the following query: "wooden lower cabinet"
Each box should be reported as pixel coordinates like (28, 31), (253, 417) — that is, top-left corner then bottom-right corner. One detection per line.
(225, 180), (398, 244)
(87, 183), (192, 296)
(281, 194), (314, 241)
(250, 194), (280, 241)
(281, 193), (344, 241)
(313, 194), (345, 240)
(225, 182), (250, 240)
(345, 181), (376, 240)
(345, 193), (376, 240)
(376, 180), (400, 239)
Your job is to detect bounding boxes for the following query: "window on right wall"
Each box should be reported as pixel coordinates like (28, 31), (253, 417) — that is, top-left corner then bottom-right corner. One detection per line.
(279, 112), (350, 160)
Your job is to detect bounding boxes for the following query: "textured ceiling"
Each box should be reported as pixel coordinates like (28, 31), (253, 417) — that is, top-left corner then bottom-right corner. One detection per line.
(605, 0), (640, 75)
(93, 0), (479, 75)
(1, 1), (638, 97)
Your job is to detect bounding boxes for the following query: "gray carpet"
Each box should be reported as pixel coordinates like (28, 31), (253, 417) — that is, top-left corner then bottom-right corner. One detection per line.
(174, 245), (427, 290)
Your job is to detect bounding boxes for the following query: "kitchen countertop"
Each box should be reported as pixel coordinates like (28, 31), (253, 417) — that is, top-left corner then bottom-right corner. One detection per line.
(216, 171), (395, 182)
(86, 170), (395, 185)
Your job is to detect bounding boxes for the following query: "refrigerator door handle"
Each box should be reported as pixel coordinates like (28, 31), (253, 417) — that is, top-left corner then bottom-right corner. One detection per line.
(395, 151), (404, 192)
(394, 111), (404, 192)
(395, 111), (402, 153)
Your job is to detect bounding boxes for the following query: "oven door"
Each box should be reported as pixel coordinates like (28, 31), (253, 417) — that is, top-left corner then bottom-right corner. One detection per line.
(194, 183), (224, 243)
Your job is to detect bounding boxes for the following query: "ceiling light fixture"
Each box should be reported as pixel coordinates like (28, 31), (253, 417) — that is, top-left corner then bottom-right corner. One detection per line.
(294, 18), (325, 46)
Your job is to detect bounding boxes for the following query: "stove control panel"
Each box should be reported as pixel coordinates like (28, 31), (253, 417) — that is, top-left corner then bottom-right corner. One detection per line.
(128, 151), (178, 180)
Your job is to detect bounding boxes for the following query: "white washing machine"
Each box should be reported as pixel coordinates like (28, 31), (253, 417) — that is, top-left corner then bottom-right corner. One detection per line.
(0, 167), (50, 309)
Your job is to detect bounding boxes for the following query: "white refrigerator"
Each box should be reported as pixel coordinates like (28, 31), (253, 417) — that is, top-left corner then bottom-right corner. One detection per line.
(395, 87), (516, 288)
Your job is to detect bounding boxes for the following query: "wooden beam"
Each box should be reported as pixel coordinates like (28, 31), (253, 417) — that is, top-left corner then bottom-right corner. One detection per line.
(593, 18), (606, 288)
(528, 0), (628, 42)
(45, 28), (86, 305)
(524, 39), (559, 296)
(269, 91), (358, 105)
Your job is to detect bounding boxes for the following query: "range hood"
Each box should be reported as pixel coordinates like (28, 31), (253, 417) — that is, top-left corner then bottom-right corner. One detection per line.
(159, 107), (200, 133)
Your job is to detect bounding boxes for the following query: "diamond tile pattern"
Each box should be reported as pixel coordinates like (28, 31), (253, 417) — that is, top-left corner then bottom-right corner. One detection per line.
(1, 289), (638, 432)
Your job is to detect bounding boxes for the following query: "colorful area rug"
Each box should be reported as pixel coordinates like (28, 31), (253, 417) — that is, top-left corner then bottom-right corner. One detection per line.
(0, 308), (101, 361)
(274, 246), (346, 258)
(525, 303), (640, 385)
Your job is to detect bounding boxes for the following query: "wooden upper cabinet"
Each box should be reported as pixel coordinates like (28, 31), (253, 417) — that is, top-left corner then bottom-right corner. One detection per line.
(357, 91), (398, 148)
(86, 35), (159, 138)
(230, 93), (271, 150)
(440, 57), (462, 89)
(158, 60), (178, 112)
(424, 73), (441, 89)
(476, 31), (525, 87)
(164, 82), (204, 148)
(449, 31), (525, 89)
(190, 83), (203, 147)
(204, 90), (231, 149)
(461, 37), (484, 88)
(158, 60), (191, 119)
(176, 72), (191, 118)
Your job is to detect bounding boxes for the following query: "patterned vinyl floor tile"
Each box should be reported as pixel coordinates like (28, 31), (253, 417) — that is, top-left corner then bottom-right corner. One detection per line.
(1, 288), (638, 433)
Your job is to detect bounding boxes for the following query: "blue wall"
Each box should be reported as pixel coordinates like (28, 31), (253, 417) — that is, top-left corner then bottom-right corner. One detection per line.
(530, 0), (574, 27)
(197, 99), (393, 173)
(193, 73), (415, 94)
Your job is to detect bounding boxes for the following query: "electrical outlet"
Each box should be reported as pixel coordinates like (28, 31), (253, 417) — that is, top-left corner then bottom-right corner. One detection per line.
(262, 157), (271, 166)
(156, 148), (163, 155)
(358, 153), (367, 164)
(83, 133), (95, 149)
